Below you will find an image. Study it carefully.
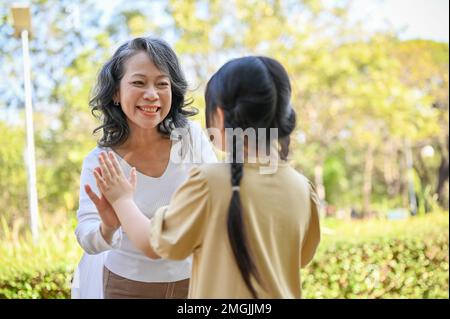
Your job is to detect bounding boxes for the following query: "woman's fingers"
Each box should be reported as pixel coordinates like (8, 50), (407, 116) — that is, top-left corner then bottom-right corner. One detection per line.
(84, 184), (100, 206)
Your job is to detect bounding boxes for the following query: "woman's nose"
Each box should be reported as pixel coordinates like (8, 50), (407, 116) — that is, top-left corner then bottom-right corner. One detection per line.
(143, 86), (158, 100)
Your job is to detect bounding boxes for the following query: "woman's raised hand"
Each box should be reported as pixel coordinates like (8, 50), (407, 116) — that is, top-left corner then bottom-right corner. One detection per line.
(85, 168), (120, 229)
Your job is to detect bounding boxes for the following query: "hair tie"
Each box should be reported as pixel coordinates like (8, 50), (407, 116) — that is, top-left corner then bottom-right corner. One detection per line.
(231, 186), (240, 192)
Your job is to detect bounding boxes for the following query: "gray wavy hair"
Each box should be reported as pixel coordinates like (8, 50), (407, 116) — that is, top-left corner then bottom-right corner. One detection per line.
(90, 37), (197, 147)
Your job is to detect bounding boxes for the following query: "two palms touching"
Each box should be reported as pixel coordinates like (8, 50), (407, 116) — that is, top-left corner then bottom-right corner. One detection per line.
(85, 153), (137, 233)
(85, 167), (120, 231)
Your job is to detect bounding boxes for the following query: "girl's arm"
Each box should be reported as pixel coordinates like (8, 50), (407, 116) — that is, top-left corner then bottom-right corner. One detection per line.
(110, 197), (160, 259)
(92, 151), (160, 259)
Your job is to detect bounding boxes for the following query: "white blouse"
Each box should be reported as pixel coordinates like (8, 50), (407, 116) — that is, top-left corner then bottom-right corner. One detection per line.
(74, 121), (217, 287)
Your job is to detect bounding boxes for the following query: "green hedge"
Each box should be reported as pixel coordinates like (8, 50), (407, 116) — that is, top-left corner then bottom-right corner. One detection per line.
(0, 215), (80, 299)
(1, 233), (447, 299)
(0, 265), (74, 299)
(0, 213), (448, 298)
(301, 231), (449, 298)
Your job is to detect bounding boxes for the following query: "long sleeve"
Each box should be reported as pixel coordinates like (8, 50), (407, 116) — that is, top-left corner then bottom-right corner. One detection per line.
(75, 151), (122, 255)
(300, 180), (321, 267)
(149, 166), (210, 260)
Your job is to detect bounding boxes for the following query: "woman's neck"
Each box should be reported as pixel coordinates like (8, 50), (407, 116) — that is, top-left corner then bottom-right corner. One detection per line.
(116, 126), (165, 152)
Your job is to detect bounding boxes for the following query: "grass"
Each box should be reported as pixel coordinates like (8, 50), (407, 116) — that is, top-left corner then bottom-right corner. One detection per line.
(0, 214), (82, 278)
(320, 210), (449, 246)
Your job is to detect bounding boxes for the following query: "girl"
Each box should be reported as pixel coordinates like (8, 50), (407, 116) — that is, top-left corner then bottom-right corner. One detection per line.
(73, 37), (216, 299)
(91, 56), (320, 298)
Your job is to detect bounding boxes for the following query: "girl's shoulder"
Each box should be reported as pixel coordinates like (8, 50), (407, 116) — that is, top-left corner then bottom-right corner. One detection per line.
(282, 166), (317, 199)
(192, 163), (230, 187)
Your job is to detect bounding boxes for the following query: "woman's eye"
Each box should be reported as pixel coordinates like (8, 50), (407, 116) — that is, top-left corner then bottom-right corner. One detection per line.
(131, 81), (144, 86)
(157, 82), (169, 87)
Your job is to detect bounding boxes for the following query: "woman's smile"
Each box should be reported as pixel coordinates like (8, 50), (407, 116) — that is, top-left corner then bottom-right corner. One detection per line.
(137, 105), (161, 115)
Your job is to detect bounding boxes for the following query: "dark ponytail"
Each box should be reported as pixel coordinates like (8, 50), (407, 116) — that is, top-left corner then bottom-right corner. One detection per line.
(205, 56), (295, 298)
(227, 128), (261, 298)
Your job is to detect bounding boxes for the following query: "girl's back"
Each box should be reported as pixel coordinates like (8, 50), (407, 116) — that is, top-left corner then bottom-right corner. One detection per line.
(149, 162), (320, 298)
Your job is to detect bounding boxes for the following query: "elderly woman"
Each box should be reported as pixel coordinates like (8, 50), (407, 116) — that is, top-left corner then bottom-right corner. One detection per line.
(72, 37), (216, 299)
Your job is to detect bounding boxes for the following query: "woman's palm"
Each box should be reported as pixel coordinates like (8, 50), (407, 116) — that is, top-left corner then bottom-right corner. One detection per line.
(96, 194), (120, 230)
(85, 168), (120, 230)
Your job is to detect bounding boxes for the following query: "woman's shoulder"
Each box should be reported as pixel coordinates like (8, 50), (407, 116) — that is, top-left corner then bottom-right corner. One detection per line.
(170, 120), (203, 143)
(184, 119), (203, 136)
(186, 119), (201, 129)
(82, 146), (108, 166)
(172, 120), (217, 164)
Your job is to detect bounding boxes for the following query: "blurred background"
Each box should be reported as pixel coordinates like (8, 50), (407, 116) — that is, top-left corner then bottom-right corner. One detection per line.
(0, 0), (448, 298)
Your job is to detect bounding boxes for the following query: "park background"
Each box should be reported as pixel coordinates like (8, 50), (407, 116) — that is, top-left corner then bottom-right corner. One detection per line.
(0, 0), (448, 298)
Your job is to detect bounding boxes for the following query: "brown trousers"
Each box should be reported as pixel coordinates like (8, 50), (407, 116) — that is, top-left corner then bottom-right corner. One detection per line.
(103, 266), (189, 299)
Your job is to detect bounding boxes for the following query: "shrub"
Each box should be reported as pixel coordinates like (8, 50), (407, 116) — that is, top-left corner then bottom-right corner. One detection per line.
(301, 212), (449, 298)
(0, 214), (82, 299)
(301, 232), (449, 298)
(0, 265), (74, 299)
(0, 212), (448, 298)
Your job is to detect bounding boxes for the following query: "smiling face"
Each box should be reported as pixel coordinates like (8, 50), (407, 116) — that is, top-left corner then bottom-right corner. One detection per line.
(115, 51), (172, 132)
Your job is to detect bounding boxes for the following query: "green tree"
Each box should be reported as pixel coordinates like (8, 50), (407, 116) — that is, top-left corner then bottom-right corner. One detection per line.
(0, 121), (27, 233)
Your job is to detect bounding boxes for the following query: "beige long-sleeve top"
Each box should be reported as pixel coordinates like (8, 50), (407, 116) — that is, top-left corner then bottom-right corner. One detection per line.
(149, 162), (321, 298)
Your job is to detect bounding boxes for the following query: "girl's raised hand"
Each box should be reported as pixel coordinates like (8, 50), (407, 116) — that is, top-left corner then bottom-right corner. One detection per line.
(93, 151), (137, 205)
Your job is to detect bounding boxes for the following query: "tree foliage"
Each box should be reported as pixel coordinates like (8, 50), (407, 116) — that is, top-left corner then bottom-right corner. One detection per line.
(0, 0), (448, 235)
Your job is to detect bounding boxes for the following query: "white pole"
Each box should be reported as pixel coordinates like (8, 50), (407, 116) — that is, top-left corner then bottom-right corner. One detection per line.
(21, 29), (40, 241)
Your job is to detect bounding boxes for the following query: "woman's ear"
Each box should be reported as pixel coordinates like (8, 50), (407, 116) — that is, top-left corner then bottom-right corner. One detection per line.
(113, 92), (120, 104)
